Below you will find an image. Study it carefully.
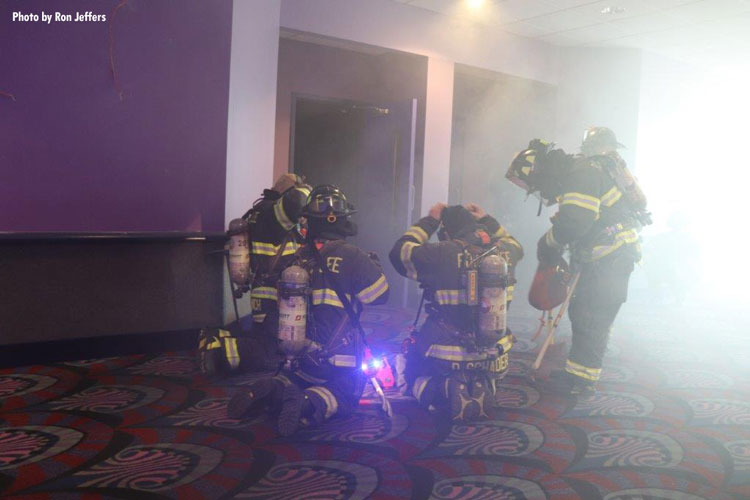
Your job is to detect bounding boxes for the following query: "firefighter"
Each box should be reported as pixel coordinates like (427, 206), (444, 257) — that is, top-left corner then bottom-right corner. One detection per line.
(198, 174), (311, 376)
(389, 203), (523, 421)
(507, 127), (647, 396)
(226, 185), (390, 436)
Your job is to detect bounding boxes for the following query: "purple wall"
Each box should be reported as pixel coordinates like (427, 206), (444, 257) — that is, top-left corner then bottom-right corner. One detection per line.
(0, 0), (232, 232)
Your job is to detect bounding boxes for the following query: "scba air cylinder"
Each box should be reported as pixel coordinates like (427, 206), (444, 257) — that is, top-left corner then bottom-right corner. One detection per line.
(278, 265), (310, 356)
(478, 254), (508, 336)
(227, 218), (251, 287)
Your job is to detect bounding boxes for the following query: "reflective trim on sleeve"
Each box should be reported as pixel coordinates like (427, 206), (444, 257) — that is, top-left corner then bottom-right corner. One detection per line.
(251, 286), (278, 301)
(296, 186), (312, 198)
(405, 226), (430, 243)
(400, 241), (419, 280)
(273, 198), (295, 230)
(357, 274), (389, 304)
(305, 386), (338, 419)
(224, 338), (240, 370)
(425, 344), (492, 362)
(311, 288), (351, 308)
(600, 185), (623, 207)
(251, 240), (299, 256)
(590, 228), (639, 260)
(560, 192), (601, 213)
(506, 285), (515, 302)
(565, 359), (601, 381)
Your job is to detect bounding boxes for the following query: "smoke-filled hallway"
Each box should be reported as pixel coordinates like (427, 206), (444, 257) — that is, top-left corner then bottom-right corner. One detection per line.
(1, 301), (747, 498)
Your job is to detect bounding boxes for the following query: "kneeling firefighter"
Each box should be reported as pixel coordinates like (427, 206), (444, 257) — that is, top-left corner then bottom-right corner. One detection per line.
(199, 174), (311, 375)
(389, 203), (523, 421)
(226, 185), (390, 436)
(507, 127), (650, 396)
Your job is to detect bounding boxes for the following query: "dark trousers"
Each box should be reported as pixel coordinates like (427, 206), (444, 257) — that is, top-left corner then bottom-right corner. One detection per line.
(568, 250), (635, 374)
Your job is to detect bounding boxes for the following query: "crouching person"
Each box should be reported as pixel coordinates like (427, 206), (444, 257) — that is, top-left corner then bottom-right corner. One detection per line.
(390, 203), (522, 421)
(227, 185), (389, 436)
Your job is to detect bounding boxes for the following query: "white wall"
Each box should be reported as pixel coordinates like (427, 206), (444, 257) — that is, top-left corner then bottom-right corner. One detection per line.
(224, 0), (282, 322)
(421, 57), (454, 213)
(225, 0), (282, 226)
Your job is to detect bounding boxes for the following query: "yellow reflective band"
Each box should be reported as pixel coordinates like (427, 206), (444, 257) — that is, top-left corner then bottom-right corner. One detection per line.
(405, 225), (429, 244)
(251, 286), (278, 301)
(204, 339), (221, 350)
(600, 185), (623, 207)
(251, 240), (299, 257)
(506, 285), (515, 302)
(425, 344), (492, 362)
(545, 229), (562, 249)
(496, 334), (514, 354)
(494, 226), (509, 239)
(296, 186), (312, 198)
(328, 354), (356, 368)
(560, 192), (601, 213)
(224, 338), (240, 369)
(218, 329), (231, 338)
(306, 386), (338, 419)
(525, 155), (536, 164)
(274, 373), (292, 386)
(565, 359), (601, 381)
(413, 376), (432, 401)
(311, 288), (351, 308)
(434, 289), (466, 305)
(357, 274), (389, 304)
(273, 198), (295, 230)
(400, 241), (419, 280)
(590, 228), (640, 260)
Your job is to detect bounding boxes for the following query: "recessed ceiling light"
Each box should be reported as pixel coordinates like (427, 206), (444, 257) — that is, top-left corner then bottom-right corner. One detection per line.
(601, 6), (626, 14)
(467, 0), (485, 9)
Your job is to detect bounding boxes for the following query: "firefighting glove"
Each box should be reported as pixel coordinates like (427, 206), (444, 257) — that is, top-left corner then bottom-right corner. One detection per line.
(537, 233), (562, 265)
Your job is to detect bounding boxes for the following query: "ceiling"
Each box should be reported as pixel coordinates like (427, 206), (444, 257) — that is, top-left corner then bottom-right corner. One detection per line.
(391, 0), (750, 64)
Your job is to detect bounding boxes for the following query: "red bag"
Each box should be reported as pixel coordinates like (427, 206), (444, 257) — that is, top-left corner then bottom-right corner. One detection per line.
(529, 258), (572, 311)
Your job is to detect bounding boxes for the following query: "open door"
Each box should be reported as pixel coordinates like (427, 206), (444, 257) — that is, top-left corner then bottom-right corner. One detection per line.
(291, 95), (417, 307)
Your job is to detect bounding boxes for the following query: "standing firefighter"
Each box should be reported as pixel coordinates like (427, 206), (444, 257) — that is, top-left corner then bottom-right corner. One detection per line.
(227, 185), (390, 436)
(390, 203), (523, 421)
(507, 127), (649, 396)
(199, 174), (311, 375)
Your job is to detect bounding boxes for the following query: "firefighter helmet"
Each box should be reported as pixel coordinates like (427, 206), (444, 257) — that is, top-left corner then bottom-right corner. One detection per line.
(581, 127), (624, 156)
(302, 185), (357, 220)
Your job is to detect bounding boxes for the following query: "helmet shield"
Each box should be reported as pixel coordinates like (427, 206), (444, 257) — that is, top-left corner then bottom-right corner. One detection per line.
(303, 184), (356, 218)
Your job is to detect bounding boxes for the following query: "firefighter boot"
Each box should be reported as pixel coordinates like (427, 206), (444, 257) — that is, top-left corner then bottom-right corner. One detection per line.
(278, 384), (321, 436)
(447, 375), (479, 422)
(227, 378), (281, 419)
(547, 370), (596, 397)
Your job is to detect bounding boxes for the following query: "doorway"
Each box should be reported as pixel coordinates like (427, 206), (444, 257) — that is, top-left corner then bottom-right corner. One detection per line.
(291, 95), (417, 307)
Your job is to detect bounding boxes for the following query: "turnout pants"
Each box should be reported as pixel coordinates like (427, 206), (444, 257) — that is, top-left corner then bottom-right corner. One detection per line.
(566, 250), (635, 383)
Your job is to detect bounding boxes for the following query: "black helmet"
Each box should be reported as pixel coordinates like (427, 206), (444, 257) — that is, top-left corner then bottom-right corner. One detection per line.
(506, 139), (570, 205)
(581, 127), (624, 156)
(302, 184), (356, 221)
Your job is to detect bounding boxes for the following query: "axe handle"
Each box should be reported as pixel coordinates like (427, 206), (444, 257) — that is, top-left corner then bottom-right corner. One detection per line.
(531, 272), (581, 371)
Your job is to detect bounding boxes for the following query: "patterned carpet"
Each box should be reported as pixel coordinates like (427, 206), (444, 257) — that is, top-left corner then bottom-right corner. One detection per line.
(1, 300), (748, 499)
